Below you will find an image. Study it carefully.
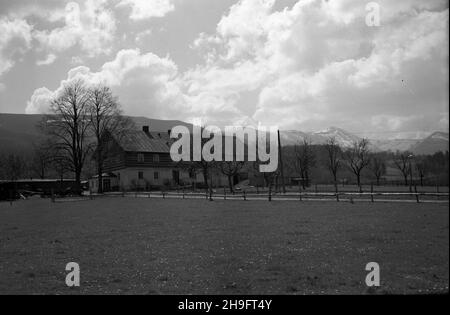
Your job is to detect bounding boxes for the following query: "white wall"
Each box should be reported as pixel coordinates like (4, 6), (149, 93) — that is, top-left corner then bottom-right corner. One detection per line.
(112, 167), (229, 190)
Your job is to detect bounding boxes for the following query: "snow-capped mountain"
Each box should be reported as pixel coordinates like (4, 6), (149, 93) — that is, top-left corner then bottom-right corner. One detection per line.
(278, 127), (449, 154)
(410, 132), (449, 155)
(314, 126), (362, 148)
(279, 127), (362, 149)
(279, 130), (328, 146)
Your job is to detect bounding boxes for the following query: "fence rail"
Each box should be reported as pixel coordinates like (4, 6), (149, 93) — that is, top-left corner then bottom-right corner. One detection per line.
(83, 189), (449, 204)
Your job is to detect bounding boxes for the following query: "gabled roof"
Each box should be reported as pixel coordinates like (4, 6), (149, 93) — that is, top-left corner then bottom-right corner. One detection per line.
(115, 130), (172, 153)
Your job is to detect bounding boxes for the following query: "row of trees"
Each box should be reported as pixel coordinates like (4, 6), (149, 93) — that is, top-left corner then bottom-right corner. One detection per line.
(284, 138), (374, 189)
(286, 138), (448, 188)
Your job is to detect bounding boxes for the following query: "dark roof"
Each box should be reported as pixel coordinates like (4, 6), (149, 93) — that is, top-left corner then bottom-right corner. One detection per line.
(115, 130), (172, 153)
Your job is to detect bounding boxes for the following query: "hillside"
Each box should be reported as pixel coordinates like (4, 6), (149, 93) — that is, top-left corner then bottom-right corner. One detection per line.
(0, 114), (193, 156)
(0, 113), (448, 156)
(410, 132), (449, 155)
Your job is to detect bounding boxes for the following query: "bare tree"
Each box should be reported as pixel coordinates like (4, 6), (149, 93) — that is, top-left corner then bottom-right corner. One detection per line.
(324, 137), (342, 187)
(197, 160), (215, 189)
(50, 145), (72, 188)
(393, 152), (412, 186)
(40, 80), (92, 194)
(219, 161), (246, 192)
(252, 159), (279, 194)
(88, 85), (132, 193)
(345, 138), (371, 186)
(30, 143), (52, 179)
(2, 154), (26, 181)
(294, 139), (316, 189)
(369, 154), (386, 186)
(189, 127), (218, 189)
(177, 158), (214, 190)
(415, 157), (428, 187)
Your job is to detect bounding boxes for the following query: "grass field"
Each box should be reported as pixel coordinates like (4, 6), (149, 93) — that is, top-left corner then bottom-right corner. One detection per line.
(0, 198), (448, 294)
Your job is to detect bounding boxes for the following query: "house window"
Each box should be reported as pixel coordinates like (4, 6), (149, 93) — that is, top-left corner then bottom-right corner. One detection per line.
(138, 171), (144, 180)
(137, 153), (145, 163)
(154, 172), (159, 180)
(153, 154), (160, 163)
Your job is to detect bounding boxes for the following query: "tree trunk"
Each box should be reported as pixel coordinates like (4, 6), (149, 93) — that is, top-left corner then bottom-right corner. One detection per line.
(305, 170), (310, 188)
(97, 170), (103, 194)
(228, 175), (233, 193)
(75, 171), (82, 196)
(301, 170), (306, 189)
(97, 149), (103, 194)
(202, 170), (208, 188)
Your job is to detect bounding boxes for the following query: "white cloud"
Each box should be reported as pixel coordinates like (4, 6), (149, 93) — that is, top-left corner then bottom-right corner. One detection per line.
(34, 0), (117, 57)
(36, 53), (57, 66)
(0, 17), (33, 77)
(25, 87), (55, 114)
(188, 0), (449, 132)
(117, 0), (175, 20)
(26, 49), (185, 117)
(20, 0), (450, 136)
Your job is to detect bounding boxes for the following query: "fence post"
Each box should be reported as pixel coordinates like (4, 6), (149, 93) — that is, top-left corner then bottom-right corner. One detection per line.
(415, 185), (420, 203)
(335, 185), (339, 202)
(268, 185), (272, 202)
(370, 184), (374, 203)
(243, 190), (246, 201)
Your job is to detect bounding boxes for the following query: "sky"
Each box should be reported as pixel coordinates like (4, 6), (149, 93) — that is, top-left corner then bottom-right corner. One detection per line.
(0, 0), (448, 139)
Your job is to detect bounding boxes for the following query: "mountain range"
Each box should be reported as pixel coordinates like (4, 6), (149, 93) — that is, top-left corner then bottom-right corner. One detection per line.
(0, 114), (448, 156)
(279, 127), (449, 154)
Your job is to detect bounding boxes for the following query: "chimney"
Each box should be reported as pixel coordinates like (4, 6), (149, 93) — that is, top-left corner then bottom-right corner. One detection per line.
(142, 126), (149, 133)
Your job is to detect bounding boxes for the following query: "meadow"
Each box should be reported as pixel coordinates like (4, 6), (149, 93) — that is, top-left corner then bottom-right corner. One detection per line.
(0, 197), (448, 294)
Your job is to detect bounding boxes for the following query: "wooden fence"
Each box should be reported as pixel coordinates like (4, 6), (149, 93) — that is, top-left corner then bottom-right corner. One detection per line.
(85, 187), (449, 204)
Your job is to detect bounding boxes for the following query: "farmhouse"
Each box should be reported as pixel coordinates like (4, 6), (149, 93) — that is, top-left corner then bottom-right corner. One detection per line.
(90, 126), (228, 192)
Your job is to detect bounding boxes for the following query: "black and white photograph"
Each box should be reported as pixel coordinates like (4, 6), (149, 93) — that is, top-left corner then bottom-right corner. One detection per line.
(0, 0), (448, 300)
